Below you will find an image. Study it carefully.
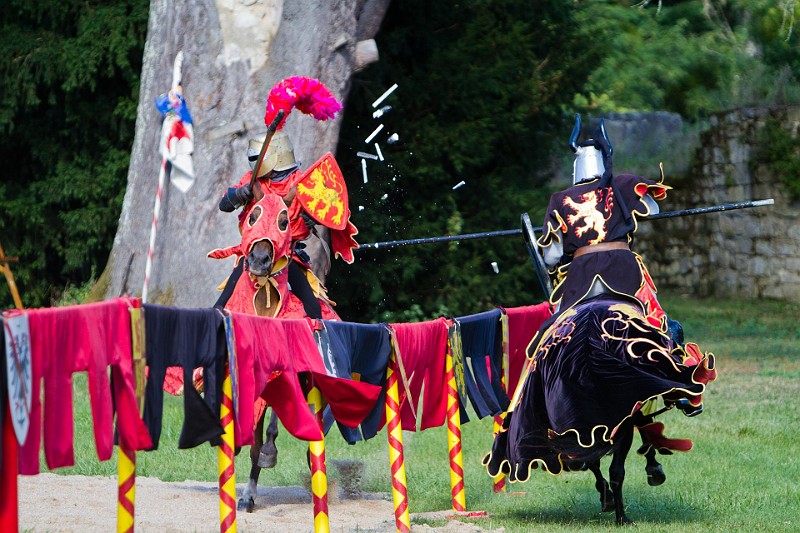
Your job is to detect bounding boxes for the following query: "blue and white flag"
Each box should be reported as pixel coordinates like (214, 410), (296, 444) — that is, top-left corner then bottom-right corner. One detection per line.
(154, 51), (195, 193)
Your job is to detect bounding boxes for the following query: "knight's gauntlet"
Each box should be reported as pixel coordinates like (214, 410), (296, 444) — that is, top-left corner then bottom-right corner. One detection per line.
(219, 184), (254, 212)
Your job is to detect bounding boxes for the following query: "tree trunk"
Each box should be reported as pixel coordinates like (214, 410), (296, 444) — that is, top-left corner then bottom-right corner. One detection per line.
(98, 0), (390, 307)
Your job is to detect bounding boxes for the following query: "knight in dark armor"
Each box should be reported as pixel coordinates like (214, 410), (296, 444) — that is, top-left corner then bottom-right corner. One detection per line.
(514, 114), (714, 485)
(538, 114), (669, 330)
(483, 118), (717, 518)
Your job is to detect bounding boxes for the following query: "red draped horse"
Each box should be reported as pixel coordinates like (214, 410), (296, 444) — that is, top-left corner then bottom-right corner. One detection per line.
(209, 187), (340, 512)
(209, 189), (340, 321)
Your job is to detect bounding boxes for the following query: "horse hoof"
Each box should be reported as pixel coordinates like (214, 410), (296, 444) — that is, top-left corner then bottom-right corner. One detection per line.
(646, 464), (666, 486)
(258, 442), (278, 469)
(675, 398), (703, 417)
(237, 497), (256, 513)
(616, 514), (635, 526)
(258, 450), (277, 469)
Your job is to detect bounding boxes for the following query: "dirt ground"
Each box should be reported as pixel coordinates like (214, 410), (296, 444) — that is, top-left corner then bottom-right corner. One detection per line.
(18, 473), (503, 532)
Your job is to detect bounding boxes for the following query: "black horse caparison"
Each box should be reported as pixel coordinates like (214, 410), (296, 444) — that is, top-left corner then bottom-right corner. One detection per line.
(484, 289), (716, 525)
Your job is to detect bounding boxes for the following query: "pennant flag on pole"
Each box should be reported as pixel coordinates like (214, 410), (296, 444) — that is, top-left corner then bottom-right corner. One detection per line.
(154, 51), (195, 193)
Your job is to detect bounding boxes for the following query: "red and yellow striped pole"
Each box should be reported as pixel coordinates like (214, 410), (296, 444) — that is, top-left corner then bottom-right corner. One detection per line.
(385, 345), (410, 532)
(307, 378), (330, 533)
(116, 448), (136, 533)
(218, 363), (237, 533)
(493, 312), (510, 493)
(445, 343), (466, 512)
(117, 305), (144, 533)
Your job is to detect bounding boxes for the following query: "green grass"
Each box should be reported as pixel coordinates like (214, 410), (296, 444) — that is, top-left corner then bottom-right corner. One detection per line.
(47, 295), (800, 531)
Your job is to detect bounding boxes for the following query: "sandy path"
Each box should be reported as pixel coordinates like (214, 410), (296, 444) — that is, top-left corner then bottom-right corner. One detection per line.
(18, 473), (500, 532)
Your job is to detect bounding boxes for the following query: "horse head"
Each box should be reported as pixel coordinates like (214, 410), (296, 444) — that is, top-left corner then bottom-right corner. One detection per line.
(209, 185), (296, 316)
(210, 183), (339, 320)
(240, 190), (292, 280)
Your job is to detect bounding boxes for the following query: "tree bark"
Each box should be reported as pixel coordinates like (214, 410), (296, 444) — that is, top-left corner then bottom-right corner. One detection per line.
(99, 0), (390, 306)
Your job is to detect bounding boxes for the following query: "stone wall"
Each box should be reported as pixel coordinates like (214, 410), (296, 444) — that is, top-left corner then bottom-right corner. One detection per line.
(634, 106), (800, 301)
(554, 112), (697, 186)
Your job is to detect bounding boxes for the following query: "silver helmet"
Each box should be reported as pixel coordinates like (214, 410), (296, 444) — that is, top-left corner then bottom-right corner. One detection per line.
(569, 114), (612, 185)
(248, 131), (297, 178)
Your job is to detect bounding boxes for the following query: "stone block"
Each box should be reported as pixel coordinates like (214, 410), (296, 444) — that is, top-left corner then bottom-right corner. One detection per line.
(737, 239), (753, 254)
(782, 257), (800, 271)
(786, 225), (800, 240)
(777, 269), (800, 284)
(752, 256), (768, 275)
(762, 284), (786, 299)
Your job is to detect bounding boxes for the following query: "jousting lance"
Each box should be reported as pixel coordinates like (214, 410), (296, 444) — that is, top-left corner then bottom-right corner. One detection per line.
(249, 109), (286, 190)
(357, 199), (775, 250)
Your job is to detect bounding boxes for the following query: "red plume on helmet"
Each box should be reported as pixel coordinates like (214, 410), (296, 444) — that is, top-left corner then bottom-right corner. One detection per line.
(264, 76), (342, 130)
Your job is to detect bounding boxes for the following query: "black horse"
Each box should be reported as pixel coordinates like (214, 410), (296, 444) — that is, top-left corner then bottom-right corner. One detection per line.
(484, 288), (716, 525)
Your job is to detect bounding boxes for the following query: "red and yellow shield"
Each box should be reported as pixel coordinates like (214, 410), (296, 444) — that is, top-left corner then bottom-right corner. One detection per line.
(296, 152), (349, 230)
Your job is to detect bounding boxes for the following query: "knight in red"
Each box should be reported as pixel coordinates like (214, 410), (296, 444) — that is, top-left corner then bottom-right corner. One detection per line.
(215, 77), (358, 318)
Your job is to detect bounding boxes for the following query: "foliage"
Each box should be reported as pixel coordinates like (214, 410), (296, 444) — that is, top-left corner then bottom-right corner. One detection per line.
(0, 0), (149, 308)
(55, 275), (98, 307)
(751, 114), (800, 199)
(331, 0), (599, 323)
(573, 0), (800, 120)
(329, 0), (800, 323)
(2, 0), (799, 316)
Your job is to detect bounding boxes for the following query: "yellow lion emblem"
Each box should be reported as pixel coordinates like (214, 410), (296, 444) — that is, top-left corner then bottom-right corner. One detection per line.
(563, 190), (612, 245)
(295, 153), (349, 230)
(298, 165), (344, 227)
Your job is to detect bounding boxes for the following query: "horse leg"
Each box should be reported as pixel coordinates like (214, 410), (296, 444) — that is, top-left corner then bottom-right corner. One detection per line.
(609, 421), (635, 526)
(259, 410), (279, 468)
(587, 461), (615, 513)
(633, 410), (667, 487)
(238, 463), (263, 514)
(238, 411), (267, 513)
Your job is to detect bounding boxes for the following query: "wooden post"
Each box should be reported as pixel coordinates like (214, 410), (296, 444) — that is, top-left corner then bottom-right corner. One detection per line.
(117, 304), (145, 533)
(116, 447), (136, 533)
(0, 242), (23, 310)
(493, 312), (509, 493)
